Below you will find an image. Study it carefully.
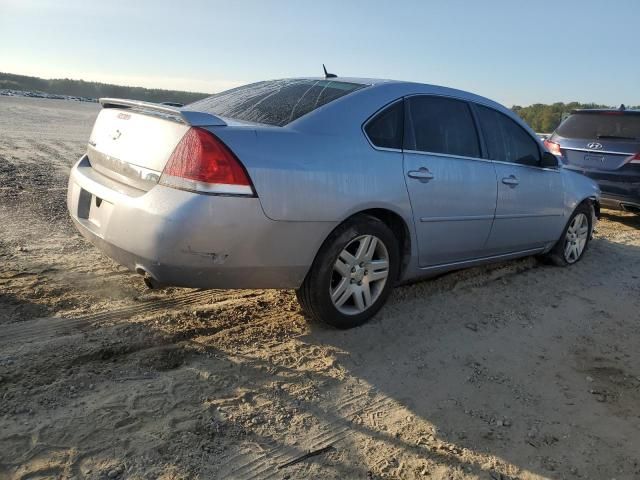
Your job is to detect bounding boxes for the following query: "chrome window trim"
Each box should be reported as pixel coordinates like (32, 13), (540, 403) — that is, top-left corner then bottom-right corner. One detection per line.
(372, 143), (561, 173)
(490, 159), (561, 173)
(367, 145), (403, 153)
(403, 149), (490, 163)
(405, 149), (561, 172)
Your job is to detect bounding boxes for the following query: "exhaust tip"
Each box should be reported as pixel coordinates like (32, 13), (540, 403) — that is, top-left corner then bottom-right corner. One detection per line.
(621, 204), (640, 214)
(136, 265), (165, 290)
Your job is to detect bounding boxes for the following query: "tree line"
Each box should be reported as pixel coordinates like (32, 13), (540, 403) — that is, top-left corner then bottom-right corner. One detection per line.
(0, 72), (209, 105)
(512, 102), (640, 133)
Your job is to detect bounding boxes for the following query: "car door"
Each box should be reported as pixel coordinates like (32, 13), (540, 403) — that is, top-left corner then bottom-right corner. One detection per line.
(473, 104), (565, 254)
(402, 95), (498, 267)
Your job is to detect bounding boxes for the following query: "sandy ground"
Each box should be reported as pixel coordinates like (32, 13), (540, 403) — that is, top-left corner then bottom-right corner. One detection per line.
(1, 96), (639, 480)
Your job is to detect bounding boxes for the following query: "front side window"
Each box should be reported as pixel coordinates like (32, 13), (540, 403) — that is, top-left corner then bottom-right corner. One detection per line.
(476, 105), (541, 167)
(365, 101), (404, 149)
(404, 96), (480, 158)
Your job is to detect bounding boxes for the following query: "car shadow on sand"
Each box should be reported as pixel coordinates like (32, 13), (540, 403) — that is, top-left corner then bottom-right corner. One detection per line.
(301, 233), (640, 478)
(0, 291), (53, 325)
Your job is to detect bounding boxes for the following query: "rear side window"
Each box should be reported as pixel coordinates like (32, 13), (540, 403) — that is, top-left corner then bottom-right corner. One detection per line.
(556, 112), (640, 140)
(476, 105), (541, 167)
(404, 96), (480, 158)
(365, 101), (404, 149)
(187, 79), (366, 127)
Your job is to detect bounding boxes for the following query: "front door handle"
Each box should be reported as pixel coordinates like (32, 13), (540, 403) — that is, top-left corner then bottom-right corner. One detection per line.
(501, 175), (519, 186)
(408, 168), (434, 182)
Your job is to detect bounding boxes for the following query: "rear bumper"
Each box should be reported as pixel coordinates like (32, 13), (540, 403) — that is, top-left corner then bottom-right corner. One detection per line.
(67, 156), (333, 289)
(565, 167), (640, 212)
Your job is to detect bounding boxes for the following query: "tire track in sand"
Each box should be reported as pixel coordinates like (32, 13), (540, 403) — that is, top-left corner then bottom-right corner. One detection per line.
(1, 290), (260, 346)
(217, 394), (401, 480)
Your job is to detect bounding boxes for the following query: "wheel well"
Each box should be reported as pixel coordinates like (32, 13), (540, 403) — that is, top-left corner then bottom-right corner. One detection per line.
(358, 208), (411, 280)
(579, 197), (600, 219)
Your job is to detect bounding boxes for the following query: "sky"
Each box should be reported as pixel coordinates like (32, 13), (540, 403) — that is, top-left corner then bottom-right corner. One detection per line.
(1, 0), (639, 107)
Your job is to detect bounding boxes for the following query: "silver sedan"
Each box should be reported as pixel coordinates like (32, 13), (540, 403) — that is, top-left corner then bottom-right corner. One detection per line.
(67, 77), (600, 328)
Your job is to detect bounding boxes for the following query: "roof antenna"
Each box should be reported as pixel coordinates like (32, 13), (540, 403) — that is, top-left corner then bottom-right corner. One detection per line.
(619, 104), (626, 111)
(323, 64), (337, 79)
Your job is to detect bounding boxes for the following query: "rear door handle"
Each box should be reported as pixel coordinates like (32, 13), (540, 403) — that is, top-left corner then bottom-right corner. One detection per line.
(408, 168), (434, 181)
(501, 175), (519, 186)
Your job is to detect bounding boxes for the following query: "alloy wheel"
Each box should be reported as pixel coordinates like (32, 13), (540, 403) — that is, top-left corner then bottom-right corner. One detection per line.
(330, 235), (390, 315)
(564, 213), (589, 263)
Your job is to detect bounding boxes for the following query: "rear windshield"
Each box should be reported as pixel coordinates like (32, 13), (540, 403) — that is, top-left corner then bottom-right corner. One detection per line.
(188, 79), (366, 126)
(556, 112), (640, 140)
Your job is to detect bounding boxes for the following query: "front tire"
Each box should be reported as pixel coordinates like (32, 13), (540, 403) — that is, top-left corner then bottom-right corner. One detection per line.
(296, 214), (400, 329)
(544, 202), (593, 266)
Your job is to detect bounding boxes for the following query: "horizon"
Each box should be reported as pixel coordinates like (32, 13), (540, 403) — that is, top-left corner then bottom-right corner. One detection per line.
(1, 0), (639, 106)
(3, 71), (638, 110)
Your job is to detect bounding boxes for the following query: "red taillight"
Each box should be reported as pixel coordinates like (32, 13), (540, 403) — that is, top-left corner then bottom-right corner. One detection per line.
(544, 139), (563, 157)
(160, 128), (254, 195)
(629, 152), (640, 164)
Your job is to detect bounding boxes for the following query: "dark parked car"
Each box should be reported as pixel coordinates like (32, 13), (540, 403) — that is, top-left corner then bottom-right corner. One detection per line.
(545, 106), (640, 213)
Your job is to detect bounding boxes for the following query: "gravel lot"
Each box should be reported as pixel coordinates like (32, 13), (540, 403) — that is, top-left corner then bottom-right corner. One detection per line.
(1, 96), (639, 480)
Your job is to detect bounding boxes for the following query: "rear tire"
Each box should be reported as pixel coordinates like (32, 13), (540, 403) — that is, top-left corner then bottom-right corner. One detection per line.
(296, 214), (400, 329)
(543, 202), (593, 267)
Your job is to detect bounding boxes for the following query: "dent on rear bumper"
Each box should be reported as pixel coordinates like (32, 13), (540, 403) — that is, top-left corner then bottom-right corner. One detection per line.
(67, 161), (335, 289)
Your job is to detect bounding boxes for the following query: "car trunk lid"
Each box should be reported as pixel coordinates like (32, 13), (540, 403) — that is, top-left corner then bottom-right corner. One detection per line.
(86, 99), (229, 192)
(559, 138), (638, 171)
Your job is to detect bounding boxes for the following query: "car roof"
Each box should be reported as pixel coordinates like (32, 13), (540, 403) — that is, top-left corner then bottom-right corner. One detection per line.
(287, 76), (399, 86)
(284, 76), (534, 136)
(292, 76), (506, 108)
(225, 76), (535, 137)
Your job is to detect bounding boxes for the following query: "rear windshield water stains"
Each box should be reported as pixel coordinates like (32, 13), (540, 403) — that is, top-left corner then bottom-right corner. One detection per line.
(188, 79), (367, 126)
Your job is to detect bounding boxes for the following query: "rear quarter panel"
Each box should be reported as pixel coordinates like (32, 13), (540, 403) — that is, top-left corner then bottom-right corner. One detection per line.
(212, 84), (414, 226)
(561, 168), (601, 215)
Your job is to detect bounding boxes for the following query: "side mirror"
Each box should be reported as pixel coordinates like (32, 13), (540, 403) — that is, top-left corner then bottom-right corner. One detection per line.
(541, 151), (559, 168)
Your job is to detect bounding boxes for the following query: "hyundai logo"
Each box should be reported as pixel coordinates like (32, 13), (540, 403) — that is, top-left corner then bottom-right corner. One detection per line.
(587, 142), (603, 150)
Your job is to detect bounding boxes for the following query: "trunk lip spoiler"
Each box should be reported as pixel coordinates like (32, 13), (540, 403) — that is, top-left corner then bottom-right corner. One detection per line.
(99, 98), (227, 127)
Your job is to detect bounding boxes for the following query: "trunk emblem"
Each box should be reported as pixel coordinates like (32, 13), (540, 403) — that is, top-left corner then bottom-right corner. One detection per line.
(587, 142), (603, 150)
(112, 129), (122, 140)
